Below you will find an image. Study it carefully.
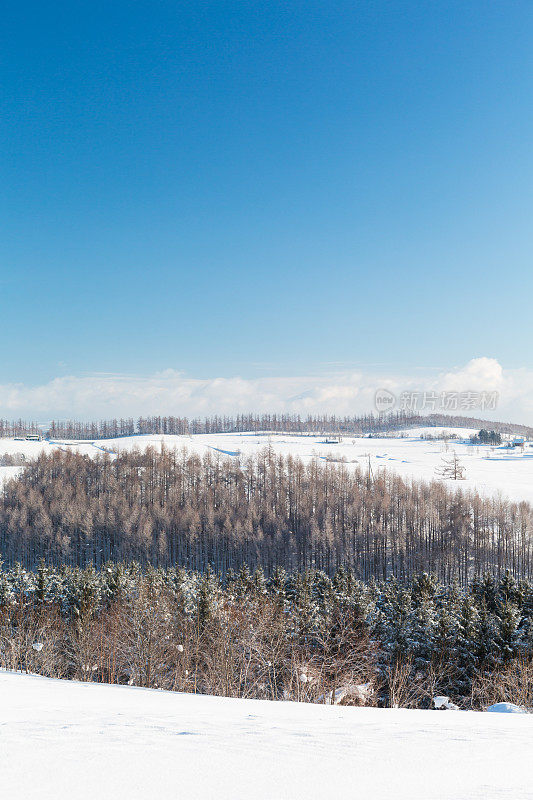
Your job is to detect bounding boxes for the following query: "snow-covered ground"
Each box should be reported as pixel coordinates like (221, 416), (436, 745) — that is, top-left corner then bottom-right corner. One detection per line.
(2, 427), (533, 505)
(1, 671), (531, 800)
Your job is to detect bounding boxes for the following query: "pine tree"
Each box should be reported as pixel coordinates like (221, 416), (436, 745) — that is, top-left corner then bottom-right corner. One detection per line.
(475, 604), (499, 670)
(496, 596), (521, 662)
(196, 566), (220, 627)
(455, 593), (480, 695)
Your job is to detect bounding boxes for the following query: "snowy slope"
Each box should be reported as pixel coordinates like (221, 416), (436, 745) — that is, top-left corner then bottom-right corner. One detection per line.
(0, 465), (23, 485)
(1, 670), (531, 800)
(2, 428), (533, 505)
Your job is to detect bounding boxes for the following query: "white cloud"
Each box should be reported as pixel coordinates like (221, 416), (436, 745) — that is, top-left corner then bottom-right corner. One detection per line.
(436, 357), (504, 392)
(1, 358), (533, 425)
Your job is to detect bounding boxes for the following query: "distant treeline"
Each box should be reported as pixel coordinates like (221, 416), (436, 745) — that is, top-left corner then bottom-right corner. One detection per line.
(0, 420), (42, 438)
(1, 411), (532, 440)
(1, 447), (532, 581)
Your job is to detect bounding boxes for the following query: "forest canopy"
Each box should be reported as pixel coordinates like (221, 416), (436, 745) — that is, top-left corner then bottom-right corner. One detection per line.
(1, 447), (532, 582)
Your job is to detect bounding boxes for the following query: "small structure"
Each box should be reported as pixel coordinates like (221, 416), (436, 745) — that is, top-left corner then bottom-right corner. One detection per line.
(25, 434), (41, 442)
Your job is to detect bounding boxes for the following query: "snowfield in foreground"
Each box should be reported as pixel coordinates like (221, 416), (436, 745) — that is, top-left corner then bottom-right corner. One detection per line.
(1, 671), (532, 800)
(3, 426), (533, 504)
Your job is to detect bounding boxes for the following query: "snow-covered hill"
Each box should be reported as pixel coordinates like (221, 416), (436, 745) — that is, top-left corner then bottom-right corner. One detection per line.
(2, 427), (533, 505)
(1, 670), (531, 800)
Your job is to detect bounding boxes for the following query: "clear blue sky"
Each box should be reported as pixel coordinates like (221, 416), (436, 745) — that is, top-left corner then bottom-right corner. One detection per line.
(2, 0), (532, 387)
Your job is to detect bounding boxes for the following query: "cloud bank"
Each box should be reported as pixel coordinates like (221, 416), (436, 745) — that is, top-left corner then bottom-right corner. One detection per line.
(1, 358), (532, 425)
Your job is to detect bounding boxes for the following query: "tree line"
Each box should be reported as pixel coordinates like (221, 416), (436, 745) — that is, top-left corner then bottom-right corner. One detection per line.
(1, 412), (532, 441)
(0, 419), (42, 438)
(1, 562), (532, 710)
(1, 447), (533, 581)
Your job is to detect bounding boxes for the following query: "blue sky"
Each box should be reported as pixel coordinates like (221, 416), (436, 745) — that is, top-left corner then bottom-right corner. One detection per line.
(1, 1), (532, 417)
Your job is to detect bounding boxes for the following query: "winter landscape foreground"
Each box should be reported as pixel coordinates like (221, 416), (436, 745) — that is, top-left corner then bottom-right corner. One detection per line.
(1, 670), (531, 800)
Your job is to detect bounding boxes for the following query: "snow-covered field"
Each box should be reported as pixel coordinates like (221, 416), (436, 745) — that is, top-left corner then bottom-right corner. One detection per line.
(0, 670), (531, 800)
(2, 427), (533, 505)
